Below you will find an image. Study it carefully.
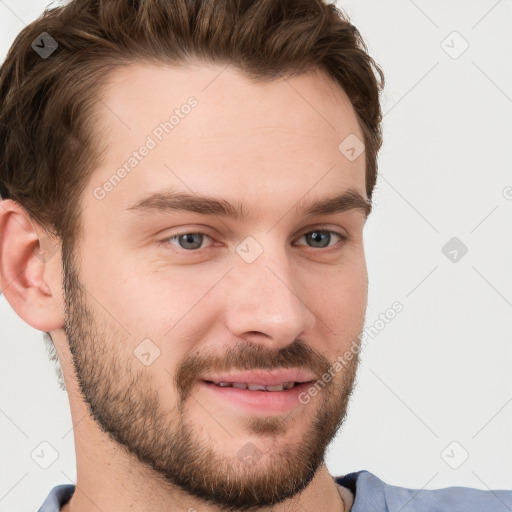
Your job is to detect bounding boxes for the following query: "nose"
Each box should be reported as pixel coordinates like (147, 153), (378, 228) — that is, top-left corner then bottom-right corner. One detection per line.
(222, 240), (316, 350)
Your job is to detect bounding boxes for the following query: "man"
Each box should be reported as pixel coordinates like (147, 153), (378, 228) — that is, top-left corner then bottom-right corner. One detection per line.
(0, 0), (510, 511)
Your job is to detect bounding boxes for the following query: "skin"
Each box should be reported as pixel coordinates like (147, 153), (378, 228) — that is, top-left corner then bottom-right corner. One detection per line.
(0, 63), (369, 511)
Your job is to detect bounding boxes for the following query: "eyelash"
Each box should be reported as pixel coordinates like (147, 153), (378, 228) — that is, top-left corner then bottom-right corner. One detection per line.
(161, 228), (348, 254)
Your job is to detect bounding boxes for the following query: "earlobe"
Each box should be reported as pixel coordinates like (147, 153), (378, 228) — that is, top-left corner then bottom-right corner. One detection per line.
(0, 199), (64, 332)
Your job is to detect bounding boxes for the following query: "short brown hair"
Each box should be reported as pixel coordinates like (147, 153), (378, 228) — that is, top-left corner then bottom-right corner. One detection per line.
(0, 0), (384, 388)
(0, 0), (384, 246)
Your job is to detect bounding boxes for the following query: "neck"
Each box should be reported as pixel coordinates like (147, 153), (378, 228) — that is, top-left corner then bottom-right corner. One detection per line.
(62, 421), (348, 511)
(62, 468), (348, 512)
(59, 381), (351, 511)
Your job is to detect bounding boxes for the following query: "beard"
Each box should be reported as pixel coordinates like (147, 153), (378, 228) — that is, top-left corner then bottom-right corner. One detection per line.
(62, 248), (360, 511)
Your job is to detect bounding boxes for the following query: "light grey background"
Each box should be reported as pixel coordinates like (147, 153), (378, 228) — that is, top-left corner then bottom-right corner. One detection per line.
(1, 0), (511, 510)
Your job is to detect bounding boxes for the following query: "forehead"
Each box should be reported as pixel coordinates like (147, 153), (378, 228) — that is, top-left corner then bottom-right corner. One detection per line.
(84, 62), (367, 224)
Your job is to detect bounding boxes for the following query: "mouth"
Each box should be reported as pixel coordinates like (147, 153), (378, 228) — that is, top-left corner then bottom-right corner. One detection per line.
(200, 368), (317, 388)
(202, 380), (305, 392)
(198, 377), (316, 414)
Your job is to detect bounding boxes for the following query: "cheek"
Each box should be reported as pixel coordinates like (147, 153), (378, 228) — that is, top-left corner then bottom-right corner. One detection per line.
(320, 286), (366, 331)
(303, 258), (367, 334)
(83, 245), (196, 330)
(104, 263), (224, 374)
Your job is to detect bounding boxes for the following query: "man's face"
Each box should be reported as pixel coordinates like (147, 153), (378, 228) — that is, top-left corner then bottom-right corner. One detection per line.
(63, 63), (369, 510)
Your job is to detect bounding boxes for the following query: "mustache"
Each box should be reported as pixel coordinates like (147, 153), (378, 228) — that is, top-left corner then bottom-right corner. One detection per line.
(175, 338), (332, 402)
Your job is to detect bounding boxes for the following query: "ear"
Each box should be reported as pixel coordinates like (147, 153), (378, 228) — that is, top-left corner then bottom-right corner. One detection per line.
(0, 199), (64, 332)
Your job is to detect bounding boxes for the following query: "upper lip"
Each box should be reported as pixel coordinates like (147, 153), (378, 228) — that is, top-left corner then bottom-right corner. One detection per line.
(200, 369), (317, 386)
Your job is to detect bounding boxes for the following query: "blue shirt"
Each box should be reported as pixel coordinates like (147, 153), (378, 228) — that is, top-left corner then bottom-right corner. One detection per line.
(37, 470), (512, 511)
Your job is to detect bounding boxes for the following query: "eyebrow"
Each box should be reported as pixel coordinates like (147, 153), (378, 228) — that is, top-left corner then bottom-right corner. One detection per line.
(125, 187), (372, 220)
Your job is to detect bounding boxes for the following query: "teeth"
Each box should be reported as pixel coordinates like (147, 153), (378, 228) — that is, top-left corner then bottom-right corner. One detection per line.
(265, 384), (285, 391)
(212, 381), (296, 391)
(247, 383), (266, 391)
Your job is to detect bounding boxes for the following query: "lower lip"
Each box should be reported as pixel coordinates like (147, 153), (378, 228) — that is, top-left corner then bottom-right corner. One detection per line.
(198, 381), (313, 413)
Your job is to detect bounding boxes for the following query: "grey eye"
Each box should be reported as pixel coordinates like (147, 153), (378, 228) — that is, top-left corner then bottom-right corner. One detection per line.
(296, 230), (343, 249)
(172, 233), (208, 250)
(304, 231), (332, 248)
